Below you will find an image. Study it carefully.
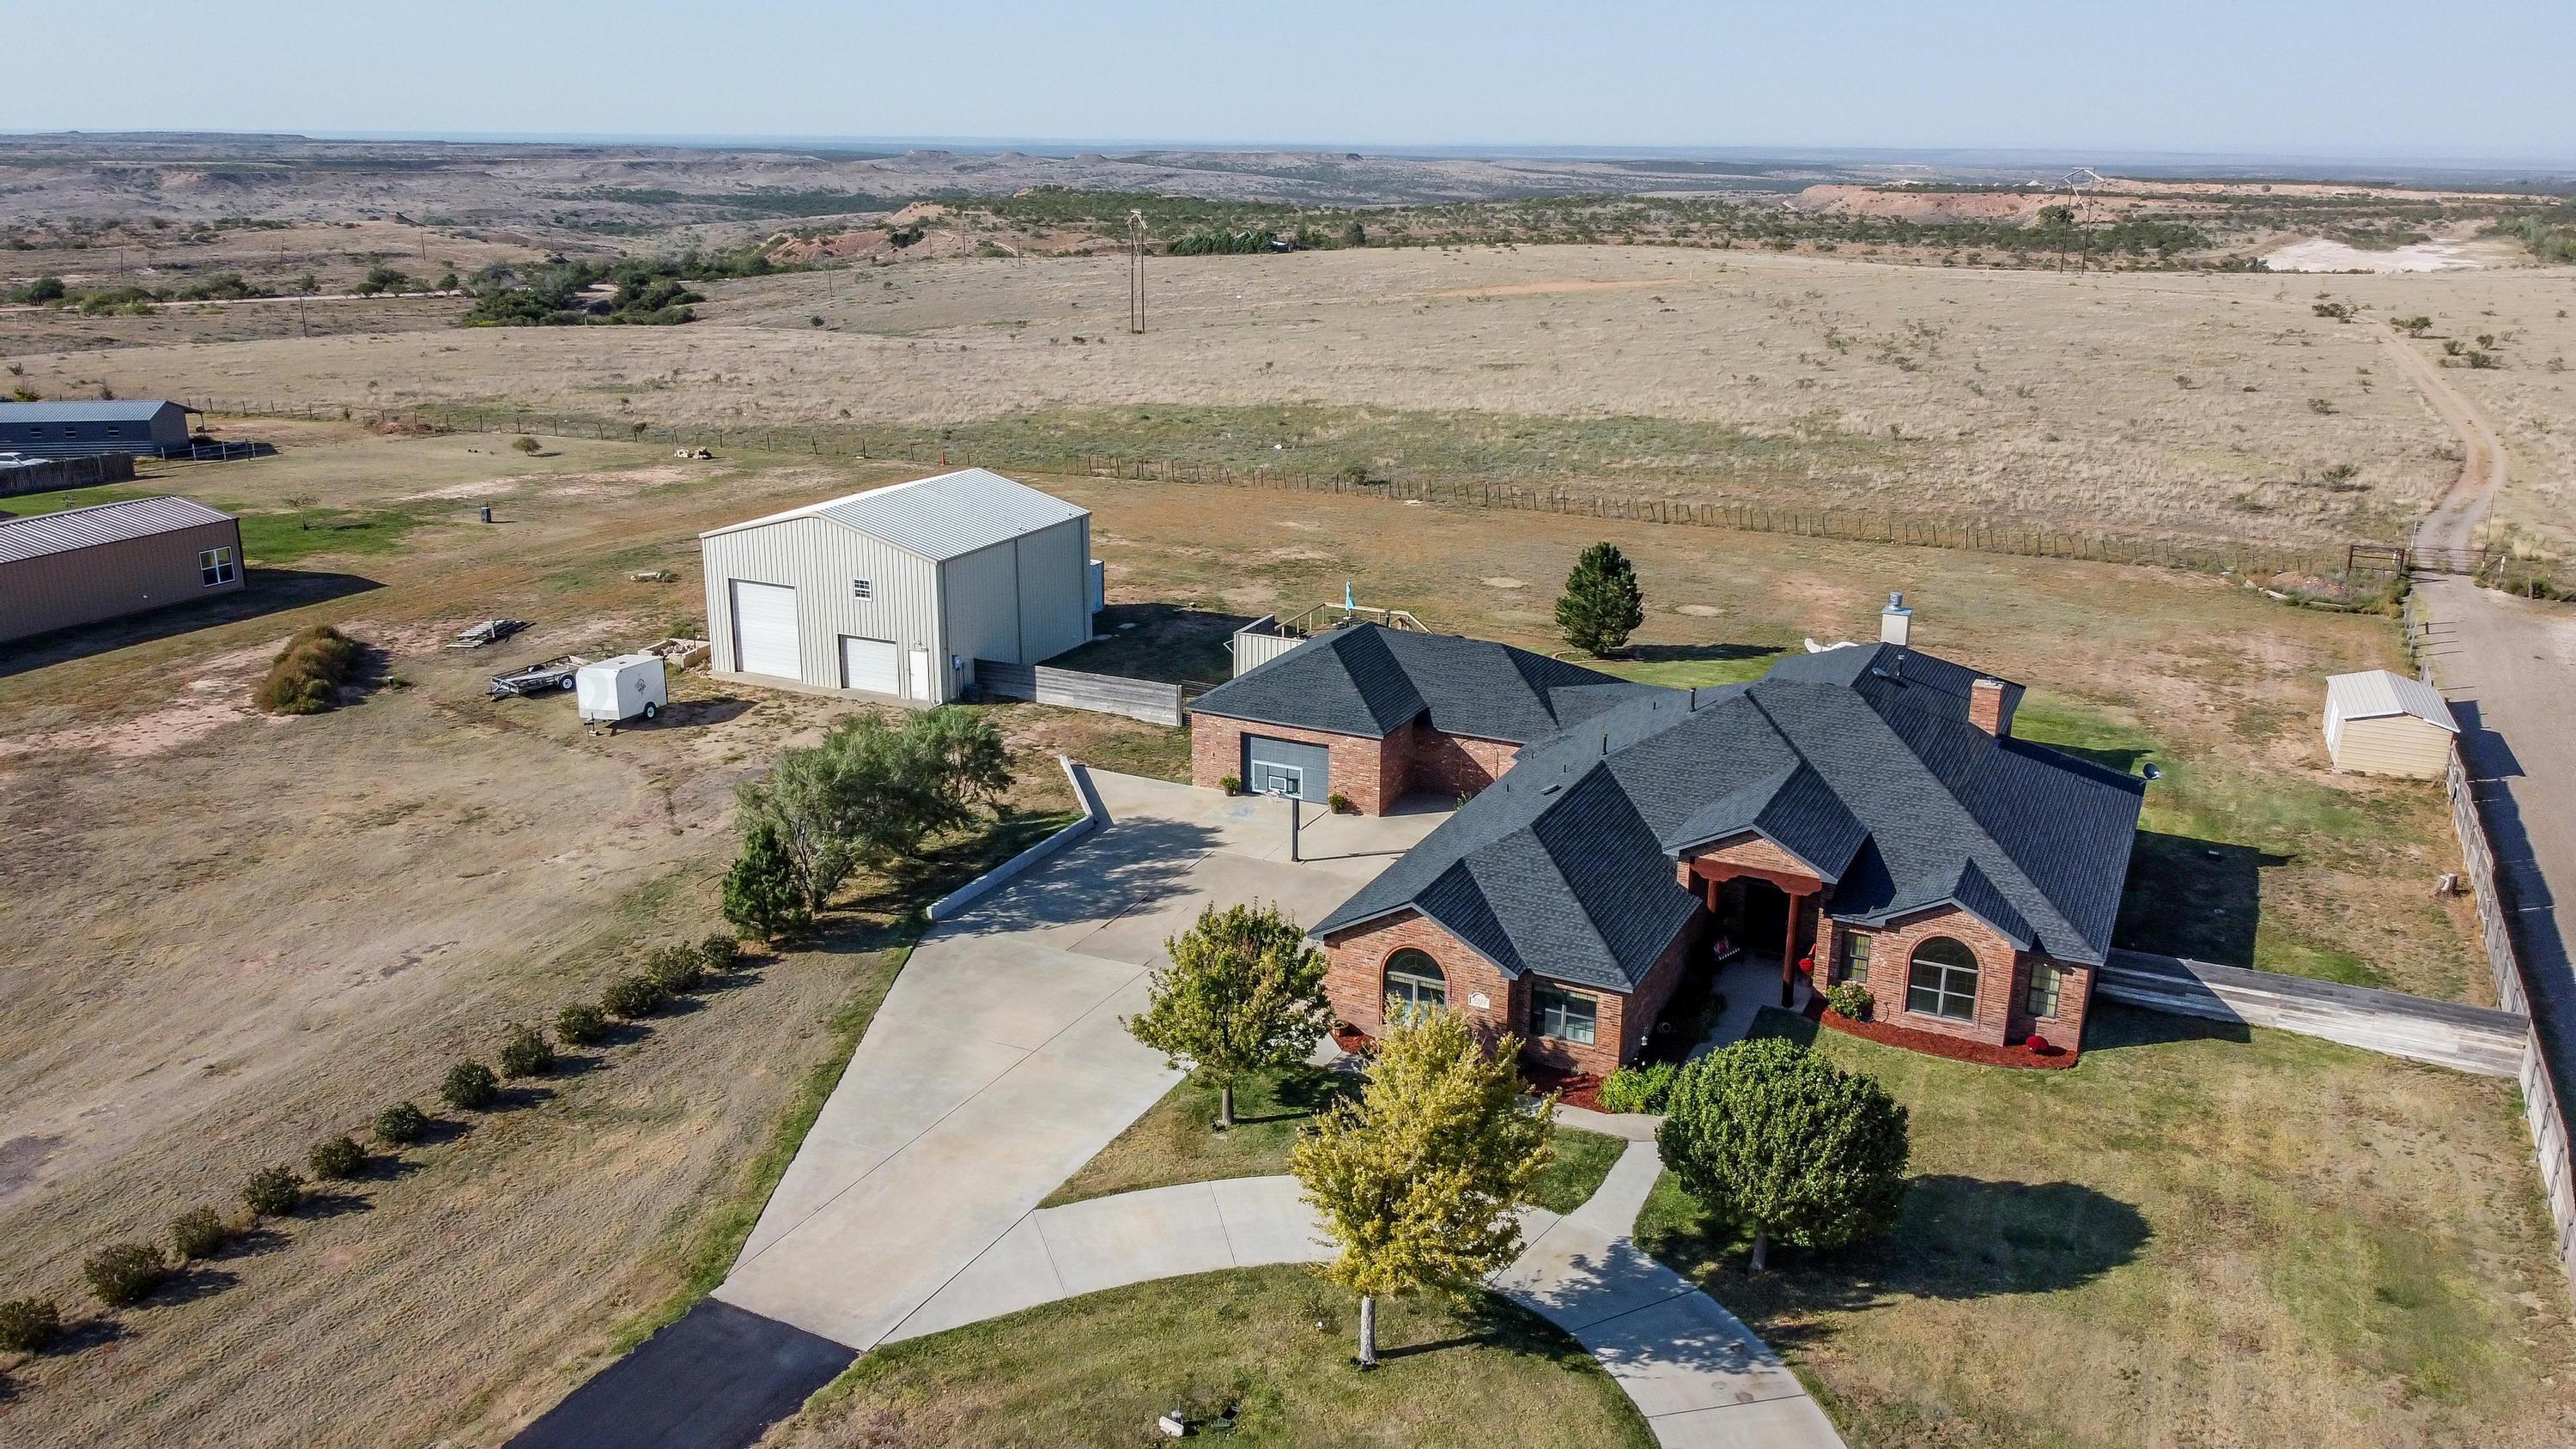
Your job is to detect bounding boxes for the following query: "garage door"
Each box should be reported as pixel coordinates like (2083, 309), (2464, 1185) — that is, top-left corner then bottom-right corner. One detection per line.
(731, 580), (801, 680)
(1244, 736), (1332, 801)
(840, 635), (901, 695)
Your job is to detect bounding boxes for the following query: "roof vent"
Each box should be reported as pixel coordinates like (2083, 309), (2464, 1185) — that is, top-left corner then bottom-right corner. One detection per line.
(1880, 591), (1913, 647)
(1540, 782), (1563, 796)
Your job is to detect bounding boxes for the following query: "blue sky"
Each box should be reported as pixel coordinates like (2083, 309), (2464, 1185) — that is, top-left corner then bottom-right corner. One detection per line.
(6, 1), (2570, 161)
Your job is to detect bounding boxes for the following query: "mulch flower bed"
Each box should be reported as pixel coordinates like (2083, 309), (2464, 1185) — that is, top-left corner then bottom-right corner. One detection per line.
(1803, 995), (2078, 1070)
(1517, 1062), (1606, 1111)
(1330, 1023), (1376, 1056)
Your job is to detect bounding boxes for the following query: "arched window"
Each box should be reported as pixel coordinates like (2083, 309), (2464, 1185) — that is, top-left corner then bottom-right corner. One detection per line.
(1906, 937), (1980, 1022)
(1385, 949), (1447, 1014)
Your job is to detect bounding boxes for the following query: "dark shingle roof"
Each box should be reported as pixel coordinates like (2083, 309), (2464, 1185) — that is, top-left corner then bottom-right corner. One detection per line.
(1316, 643), (2144, 991)
(1188, 623), (1665, 744)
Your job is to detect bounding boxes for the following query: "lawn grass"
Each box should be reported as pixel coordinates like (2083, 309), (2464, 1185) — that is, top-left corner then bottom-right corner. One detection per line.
(1, 479), (427, 564)
(1042, 1063), (1627, 1213)
(2009, 690), (2476, 996)
(1632, 1004), (2576, 1446)
(774, 1265), (1653, 1449)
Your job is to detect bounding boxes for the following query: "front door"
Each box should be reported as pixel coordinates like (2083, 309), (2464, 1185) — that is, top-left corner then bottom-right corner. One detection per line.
(1243, 735), (1331, 801)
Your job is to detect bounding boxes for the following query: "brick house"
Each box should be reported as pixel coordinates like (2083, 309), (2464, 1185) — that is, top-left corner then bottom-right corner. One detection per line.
(1294, 639), (2145, 1072)
(1188, 624), (1662, 814)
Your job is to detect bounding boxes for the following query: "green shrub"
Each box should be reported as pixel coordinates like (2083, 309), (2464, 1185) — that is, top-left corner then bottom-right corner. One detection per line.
(1598, 1060), (1680, 1115)
(252, 624), (364, 715)
(698, 933), (741, 973)
(83, 1243), (169, 1307)
(169, 1206), (230, 1261)
(498, 1023), (556, 1077)
(602, 973), (671, 1020)
(722, 822), (811, 942)
(441, 1059), (499, 1110)
(0, 1297), (63, 1353)
(1825, 981), (1874, 1022)
(243, 1164), (304, 1216)
(375, 1100), (428, 1144)
(511, 434), (541, 454)
(555, 1003), (610, 1046)
(644, 944), (705, 994)
(1218, 774), (1242, 795)
(308, 1135), (366, 1179)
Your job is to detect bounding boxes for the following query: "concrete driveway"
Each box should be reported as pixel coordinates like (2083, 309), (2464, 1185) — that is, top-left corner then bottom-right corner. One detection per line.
(711, 771), (1443, 1349)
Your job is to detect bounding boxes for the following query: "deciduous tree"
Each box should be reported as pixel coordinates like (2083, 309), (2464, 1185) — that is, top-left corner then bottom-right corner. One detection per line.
(1555, 542), (1647, 656)
(1127, 902), (1333, 1130)
(1656, 1036), (1910, 1271)
(1290, 1010), (1552, 1367)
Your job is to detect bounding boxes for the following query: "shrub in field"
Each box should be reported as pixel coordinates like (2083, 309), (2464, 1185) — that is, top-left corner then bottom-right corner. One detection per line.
(1597, 1060), (1680, 1115)
(1825, 981), (1874, 1022)
(83, 1244), (169, 1307)
(699, 933), (741, 973)
(441, 1059), (499, 1111)
(243, 1164), (304, 1216)
(645, 944), (705, 994)
(309, 1135), (366, 1179)
(498, 1023), (556, 1077)
(252, 625), (364, 715)
(512, 433), (541, 453)
(722, 822), (812, 942)
(555, 1003), (609, 1046)
(0, 1297), (63, 1353)
(169, 1206), (231, 1261)
(603, 973), (670, 1020)
(375, 1100), (428, 1144)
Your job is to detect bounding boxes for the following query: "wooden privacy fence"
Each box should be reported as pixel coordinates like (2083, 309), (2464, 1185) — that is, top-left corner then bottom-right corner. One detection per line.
(2096, 949), (2528, 1076)
(193, 397), (2354, 584)
(975, 660), (1184, 727)
(0, 452), (135, 498)
(2444, 749), (2576, 1296)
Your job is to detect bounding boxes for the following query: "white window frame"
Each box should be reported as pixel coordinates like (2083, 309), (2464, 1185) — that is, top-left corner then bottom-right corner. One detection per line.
(198, 546), (236, 586)
(2025, 961), (2063, 1020)
(1532, 984), (1597, 1046)
(1384, 949), (1447, 1015)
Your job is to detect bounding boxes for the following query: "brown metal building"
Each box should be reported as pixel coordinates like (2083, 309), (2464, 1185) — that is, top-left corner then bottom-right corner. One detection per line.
(0, 496), (245, 644)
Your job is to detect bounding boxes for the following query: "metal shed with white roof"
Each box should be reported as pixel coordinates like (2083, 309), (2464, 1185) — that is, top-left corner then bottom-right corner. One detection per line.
(2323, 668), (2458, 778)
(696, 468), (1098, 703)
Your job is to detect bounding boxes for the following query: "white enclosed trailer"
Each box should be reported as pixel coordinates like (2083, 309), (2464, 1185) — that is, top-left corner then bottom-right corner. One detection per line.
(576, 653), (667, 727)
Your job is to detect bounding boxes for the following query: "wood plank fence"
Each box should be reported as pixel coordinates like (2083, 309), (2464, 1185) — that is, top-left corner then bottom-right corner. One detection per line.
(975, 660), (1184, 727)
(0, 452), (135, 498)
(2096, 949), (2528, 1076)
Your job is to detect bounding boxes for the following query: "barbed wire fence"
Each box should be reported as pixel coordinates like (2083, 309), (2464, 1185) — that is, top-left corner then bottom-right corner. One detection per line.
(197, 396), (2395, 584)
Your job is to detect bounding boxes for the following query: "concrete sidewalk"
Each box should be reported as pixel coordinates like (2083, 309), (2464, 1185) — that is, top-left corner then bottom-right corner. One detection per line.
(713, 771), (1442, 1350)
(1489, 1141), (1846, 1449)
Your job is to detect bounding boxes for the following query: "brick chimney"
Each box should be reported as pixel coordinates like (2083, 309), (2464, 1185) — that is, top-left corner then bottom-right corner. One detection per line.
(1970, 678), (2007, 736)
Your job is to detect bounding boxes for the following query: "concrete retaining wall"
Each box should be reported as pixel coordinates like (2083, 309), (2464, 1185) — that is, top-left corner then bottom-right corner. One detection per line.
(926, 756), (1104, 922)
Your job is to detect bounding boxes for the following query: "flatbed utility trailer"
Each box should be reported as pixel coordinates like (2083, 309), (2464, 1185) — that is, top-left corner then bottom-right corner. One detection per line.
(447, 618), (529, 650)
(489, 655), (589, 698)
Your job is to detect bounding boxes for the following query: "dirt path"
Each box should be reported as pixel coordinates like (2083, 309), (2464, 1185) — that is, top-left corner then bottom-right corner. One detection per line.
(2388, 332), (2576, 1097)
(2388, 329), (2508, 555)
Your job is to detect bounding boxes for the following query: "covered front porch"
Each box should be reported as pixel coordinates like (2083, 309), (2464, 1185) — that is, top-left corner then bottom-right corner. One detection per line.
(1686, 852), (1826, 1011)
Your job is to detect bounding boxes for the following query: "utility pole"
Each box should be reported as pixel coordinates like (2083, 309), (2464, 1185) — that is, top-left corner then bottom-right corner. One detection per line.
(1127, 209), (1147, 334)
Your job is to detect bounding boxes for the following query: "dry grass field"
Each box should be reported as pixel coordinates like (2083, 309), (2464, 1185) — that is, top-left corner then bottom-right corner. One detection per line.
(5, 246), (2530, 557)
(0, 231), (2559, 1446)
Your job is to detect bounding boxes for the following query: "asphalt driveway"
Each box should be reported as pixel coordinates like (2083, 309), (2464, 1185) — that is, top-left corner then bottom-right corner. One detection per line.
(710, 770), (1443, 1350)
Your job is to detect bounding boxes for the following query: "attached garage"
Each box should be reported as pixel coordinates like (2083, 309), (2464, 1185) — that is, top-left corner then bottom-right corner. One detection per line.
(697, 468), (1099, 704)
(1244, 735), (1333, 800)
(2323, 669), (2458, 778)
(731, 581), (801, 679)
